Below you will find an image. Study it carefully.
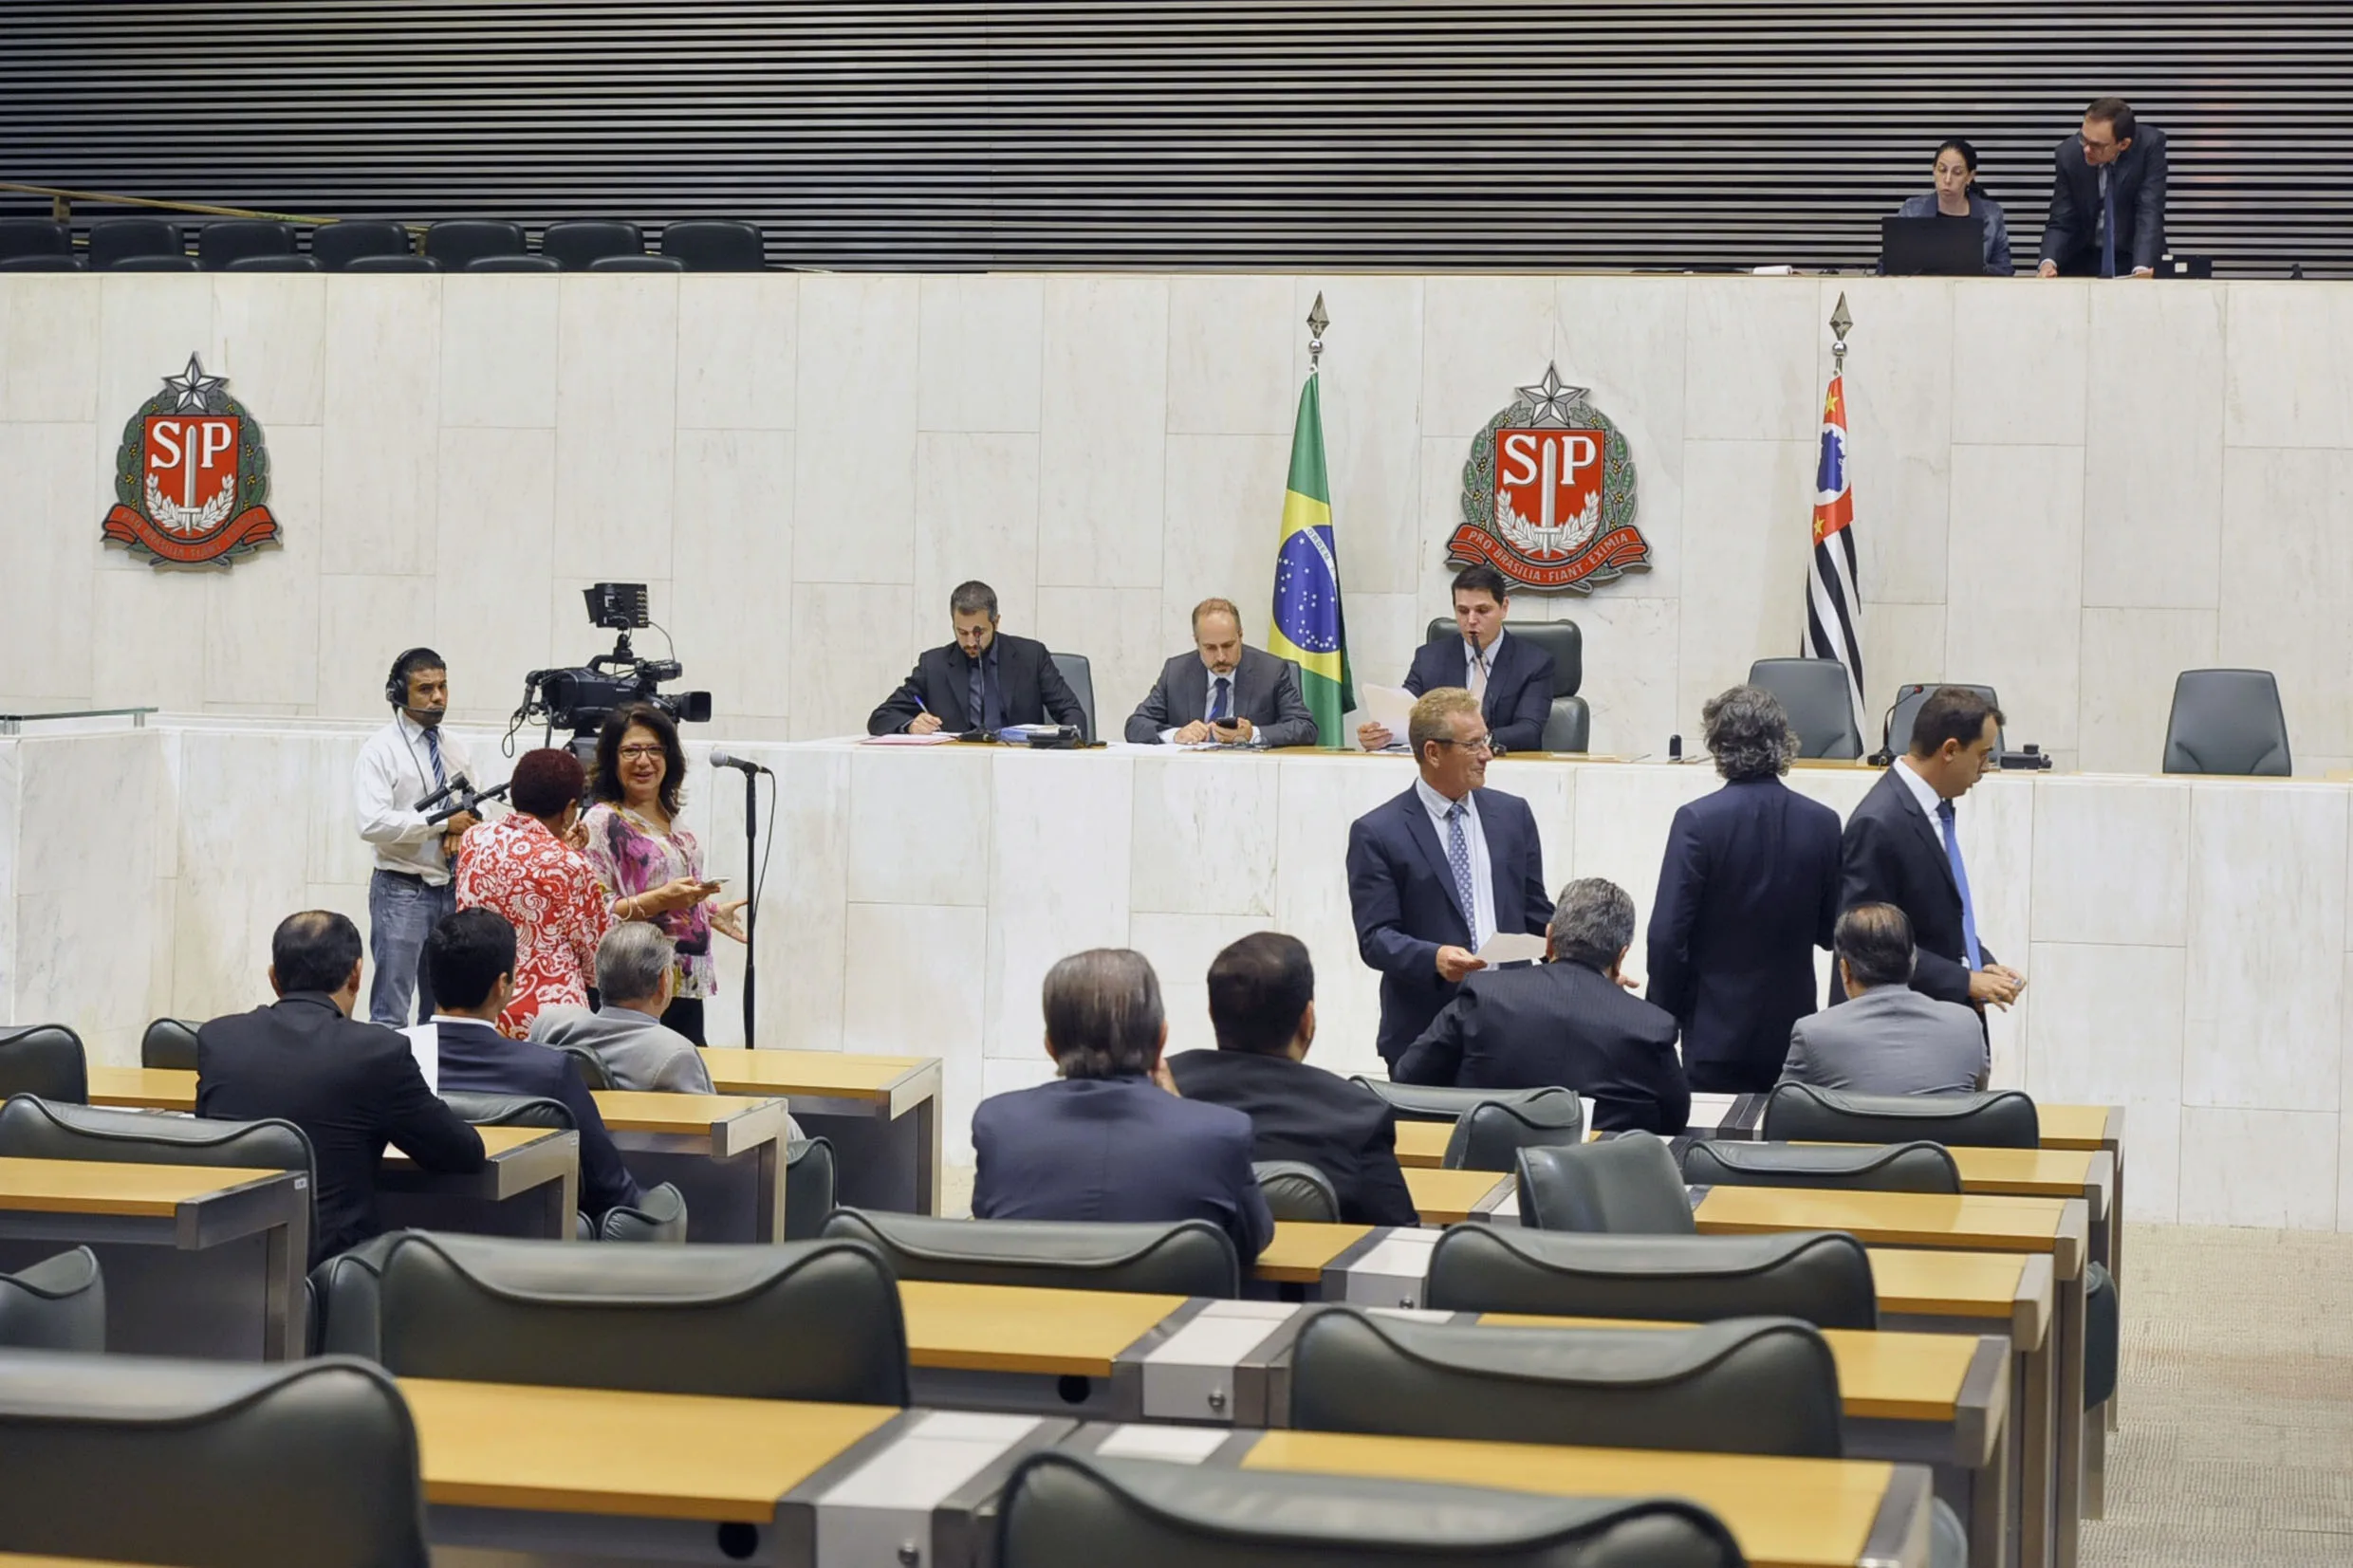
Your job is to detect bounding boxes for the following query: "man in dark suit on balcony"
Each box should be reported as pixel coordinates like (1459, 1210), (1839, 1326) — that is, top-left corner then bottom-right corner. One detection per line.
(2036, 97), (2167, 279)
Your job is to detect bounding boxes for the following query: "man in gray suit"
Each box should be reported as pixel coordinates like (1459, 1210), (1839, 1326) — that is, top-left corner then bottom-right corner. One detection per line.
(1125, 598), (1320, 747)
(1780, 903), (1987, 1095)
(528, 923), (715, 1093)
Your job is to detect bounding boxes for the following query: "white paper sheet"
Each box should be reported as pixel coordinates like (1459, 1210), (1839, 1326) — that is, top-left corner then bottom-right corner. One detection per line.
(1355, 683), (1417, 749)
(1474, 932), (1550, 965)
(401, 1023), (439, 1094)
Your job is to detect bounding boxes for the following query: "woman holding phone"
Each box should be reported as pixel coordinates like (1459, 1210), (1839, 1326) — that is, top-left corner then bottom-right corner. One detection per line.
(581, 702), (747, 1043)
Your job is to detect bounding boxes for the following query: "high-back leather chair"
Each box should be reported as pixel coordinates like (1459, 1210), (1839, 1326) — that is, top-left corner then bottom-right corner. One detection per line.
(1747, 657), (1861, 760)
(994, 1449), (1743, 1568)
(227, 253), (322, 271)
(140, 1016), (203, 1070)
(1290, 1307), (1843, 1459)
(440, 1091), (575, 1129)
(590, 254), (687, 271)
(0, 252), (82, 271)
(423, 218), (528, 267)
(821, 1209), (1239, 1298)
(597, 1180), (689, 1243)
(374, 1232), (907, 1403)
(659, 218), (768, 270)
(87, 216), (185, 268)
(1427, 1225), (1880, 1331)
(1681, 1139), (1961, 1195)
(0, 216), (71, 259)
(2163, 668), (2292, 775)
(554, 1042), (613, 1089)
(0, 1247), (105, 1351)
(467, 254), (560, 272)
(1424, 617), (1588, 752)
(1885, 683), (2003, 759)
(1448, 1094), (1587, 1171)
(1050, 652), (1096, 743)
(784, 1135), (837, 1239)
(1516, 1136), (1694, 1233)
(197, 218), (295, 270)
(1253, 1160), (1341, 1223)
(0, 1350), (430, 1568)
(1762, 1084), (2039, 1150)
(0, 1095), (313, 1189)
(344, 253), (443, 273)
(0, 1026), (87, 1103)
(310, 219), (413, 269)
(540, 218), (645, 269)
(1350, 1079), (1569, 1123)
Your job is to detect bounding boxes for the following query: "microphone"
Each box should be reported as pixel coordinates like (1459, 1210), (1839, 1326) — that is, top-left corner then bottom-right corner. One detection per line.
(709, 750), (771, 775)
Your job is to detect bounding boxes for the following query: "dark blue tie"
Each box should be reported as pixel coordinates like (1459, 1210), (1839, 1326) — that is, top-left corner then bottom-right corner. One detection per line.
(2100, 168), (2117, 279)
(1936, 799), (1983, 971)
(1209, 676), (1231, 722)
(423, 727), (446, 790)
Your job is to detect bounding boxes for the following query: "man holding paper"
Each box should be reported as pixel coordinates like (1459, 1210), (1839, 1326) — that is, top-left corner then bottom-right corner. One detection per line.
(1355, 564), (1554, 752)
(1346, 688), (1553, 1067)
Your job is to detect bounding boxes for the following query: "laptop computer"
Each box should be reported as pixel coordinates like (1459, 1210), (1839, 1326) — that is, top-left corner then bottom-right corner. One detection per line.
(1880, 214), (1984, 276)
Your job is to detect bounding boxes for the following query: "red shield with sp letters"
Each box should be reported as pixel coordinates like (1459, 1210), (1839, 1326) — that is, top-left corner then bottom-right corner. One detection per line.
(1492, 427), (1606, 559)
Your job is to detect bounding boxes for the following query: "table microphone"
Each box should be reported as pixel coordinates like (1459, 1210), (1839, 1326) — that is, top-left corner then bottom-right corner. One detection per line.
(709, 750), (771, 775)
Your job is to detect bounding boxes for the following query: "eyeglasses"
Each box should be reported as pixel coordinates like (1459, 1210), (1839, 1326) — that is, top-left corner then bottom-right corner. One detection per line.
(618, 744), (665, 760)
(1431, 736), (1494, 756)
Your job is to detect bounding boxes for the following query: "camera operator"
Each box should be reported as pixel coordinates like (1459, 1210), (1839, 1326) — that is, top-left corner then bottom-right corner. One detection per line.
(355, 648), (482, 1025)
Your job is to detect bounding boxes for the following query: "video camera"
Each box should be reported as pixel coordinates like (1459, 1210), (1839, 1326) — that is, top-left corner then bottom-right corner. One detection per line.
(509, 582), (713, 743)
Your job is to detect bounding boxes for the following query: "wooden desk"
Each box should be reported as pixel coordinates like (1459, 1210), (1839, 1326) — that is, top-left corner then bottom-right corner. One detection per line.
(697, 1048), (942, 1214)
(1394, 1118), (1451, 1167)
(1401, 1165), (1513, 1224)
(1067, 1424), (1934, 1568)
(399, 1377), (1067, 1563)
(590, 1091), (790, 1243)
(0, 1155), (307, 1360)
(378, 1125), (580, 1241)
(85, 1065), (195, 1112)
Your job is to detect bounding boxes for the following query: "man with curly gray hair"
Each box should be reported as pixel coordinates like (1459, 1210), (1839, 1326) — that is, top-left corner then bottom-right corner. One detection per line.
(1643, 684), (1843, 1092)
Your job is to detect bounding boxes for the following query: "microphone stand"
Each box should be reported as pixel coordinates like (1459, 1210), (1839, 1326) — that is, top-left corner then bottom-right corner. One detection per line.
(740, 764), (758, 1048)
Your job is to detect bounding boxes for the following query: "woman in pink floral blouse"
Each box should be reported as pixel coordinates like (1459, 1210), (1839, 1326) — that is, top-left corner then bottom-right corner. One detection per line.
(454, 747), (611, 1039)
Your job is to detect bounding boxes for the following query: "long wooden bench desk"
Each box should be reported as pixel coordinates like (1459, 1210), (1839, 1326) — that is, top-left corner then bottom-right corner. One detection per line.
(399, 1377), (1069, 1566)
(0, 1156), (307, 1360)
(377, 1125), (580, 1240)
(1065, 1421), (1937, 1568)
(589, 1092), (790, 1242)
(696, 1049), (942, 1214)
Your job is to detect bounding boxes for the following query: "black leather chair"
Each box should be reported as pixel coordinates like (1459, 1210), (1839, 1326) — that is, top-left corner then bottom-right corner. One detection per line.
(1516, 1136), (1694, 1234)
(197, 218), (295, 270)
(821, 1209), (1239, 1298)
(784, 1134), (837, 1239)
(2084, 1263), (2119, 1408)
(554, 1042), (613, 1089)
(0, 1349), (429, 1567)
(0, 1247), (105, 1351)
(107, 255), (201, 271)
(1748, 657), (1862, 760)
(1253, 1160), (1341, 1223)
(372, 1232), (907, 1403)
(994, 1449), (1743, 1568)
(309, 1232), (402, 1356)
(540, 218), (645, 268)
(226, 253), (322, 271)
(1427, 1225), (1880, 1331)
(597, 1180), (689, 1243)
(344, 253), (444, 273)
(590, 253), (687, 271)
(1050, 652), (1096, 743)
(1423, 617), (1588, 752)
(0, 216), (70, 258)
(87, 216), (185, 268)
(0, 1025), (88, 1102)
(440, 1091), (574, 1129)
(140, 1016), (202, 1070)
(1290, 1307), (1843, 1459)
(1762, 1084), (2039, 1150)
(0, 1096), (312, 1190)
(1447, 1094), (1587, 1171)
(1350, 1079), (1571, 1123)
(466, 254), (561, 272)
(1885, 683), (2002, 760)
(2163, 668), (2292, 775)
(423, 218), (527, 267)
(310, 219), (414, 269)
(659, 218), (768, 270)
(0, 252), (82, 270)
(1681, 1139), (1961, 1195)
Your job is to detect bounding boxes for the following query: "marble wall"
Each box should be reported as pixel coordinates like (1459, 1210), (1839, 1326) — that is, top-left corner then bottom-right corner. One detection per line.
(5, 719), (2348, 1231)
(4, 272), (2349, 771)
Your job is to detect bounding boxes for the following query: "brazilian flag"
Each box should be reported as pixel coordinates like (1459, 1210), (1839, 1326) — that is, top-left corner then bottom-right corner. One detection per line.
(1269, 370), (1354, 745)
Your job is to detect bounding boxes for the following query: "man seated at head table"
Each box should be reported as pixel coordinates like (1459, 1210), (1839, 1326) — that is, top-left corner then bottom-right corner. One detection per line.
(1167, 932), (1419, 1227)
(1394, 877), (1691, 1135)
(196, 911), (485, 1264)
(426, 908), (645, 1223)
(528, 922), (715, 1093)
(867, 579), (1088, 737)
(1124, 597), (1321, 748)
(1355, 564), (1556, 754)
(1781, 903), (1989, 1096)
(972, 949), (1273, 1264)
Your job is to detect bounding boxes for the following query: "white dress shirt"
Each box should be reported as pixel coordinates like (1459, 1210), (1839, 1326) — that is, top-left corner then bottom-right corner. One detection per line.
(354, 711), (475, 885)
(1415, 776), (1495, 950)
(1892, 755), (1944, 826)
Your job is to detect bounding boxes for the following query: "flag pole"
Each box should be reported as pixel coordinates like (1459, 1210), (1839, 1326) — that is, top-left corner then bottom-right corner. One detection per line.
(1306, 290), (1328, 370)
(1829, 290), (1852, 375)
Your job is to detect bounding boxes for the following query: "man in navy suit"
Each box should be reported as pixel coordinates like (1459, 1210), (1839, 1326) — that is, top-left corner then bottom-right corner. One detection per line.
(1347, 687), (1555, 1067)
(2036, 98), (2167, 279)
(868, 580), (1087, 736)
(972, 949), (1273, 1264)
(1834, 686), (2026, 1014)
(1646, 685), (1843, 1092)
(1356, 565), (1556, 754)
(423, 908), (646, 1225)
(1124, 598), (1320, 748)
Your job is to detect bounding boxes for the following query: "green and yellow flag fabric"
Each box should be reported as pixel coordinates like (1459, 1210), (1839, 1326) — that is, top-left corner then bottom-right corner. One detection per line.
(1268, 370), (1353, 745)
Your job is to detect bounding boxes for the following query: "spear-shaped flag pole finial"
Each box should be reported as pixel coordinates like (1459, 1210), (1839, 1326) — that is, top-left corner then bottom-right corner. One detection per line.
(1306, 292), (1329, 370)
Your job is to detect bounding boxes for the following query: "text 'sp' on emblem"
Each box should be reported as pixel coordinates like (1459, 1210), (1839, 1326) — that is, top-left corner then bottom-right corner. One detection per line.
(1451, 361), (1647, 594)
(102, 354), (280, 568)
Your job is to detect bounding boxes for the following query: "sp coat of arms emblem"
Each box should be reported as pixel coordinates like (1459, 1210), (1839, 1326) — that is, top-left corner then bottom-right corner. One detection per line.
(101, 354), (280, 567)
(1452, 362), (1647, 592)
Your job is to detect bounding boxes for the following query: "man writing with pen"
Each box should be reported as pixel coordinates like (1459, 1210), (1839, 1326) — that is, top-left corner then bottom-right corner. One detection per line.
(867, 580), (1088, 737)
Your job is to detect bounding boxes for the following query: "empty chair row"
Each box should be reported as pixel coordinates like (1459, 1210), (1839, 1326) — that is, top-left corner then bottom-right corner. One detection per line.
(0, 215), (768, 272)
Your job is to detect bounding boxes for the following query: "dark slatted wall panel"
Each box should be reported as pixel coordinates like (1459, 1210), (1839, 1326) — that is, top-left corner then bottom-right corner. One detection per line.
(3, 1), (2348, 275)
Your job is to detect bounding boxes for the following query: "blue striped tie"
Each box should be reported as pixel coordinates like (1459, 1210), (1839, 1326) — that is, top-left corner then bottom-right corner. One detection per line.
(1445, 802), (1477, 933)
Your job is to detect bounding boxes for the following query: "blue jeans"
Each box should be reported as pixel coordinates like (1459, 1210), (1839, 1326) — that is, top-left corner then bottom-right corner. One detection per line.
(367, 871), (457, 1026)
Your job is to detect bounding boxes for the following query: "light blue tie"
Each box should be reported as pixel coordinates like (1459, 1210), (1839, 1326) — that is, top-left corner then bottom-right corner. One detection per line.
(1209, 675), (1231, 722)
(1936, 799), (1982, 971)
(1444, 801), (1477, 934)
(423, 727), (447, 790)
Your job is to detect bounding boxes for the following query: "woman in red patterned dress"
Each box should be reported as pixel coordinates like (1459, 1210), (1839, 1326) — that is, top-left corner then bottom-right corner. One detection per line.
(454, 747), (613, 1038)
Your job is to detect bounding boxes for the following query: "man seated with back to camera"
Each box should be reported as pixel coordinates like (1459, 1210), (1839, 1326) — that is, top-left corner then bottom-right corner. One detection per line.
(529, 922), (717, 1094)
(1166, 932), (1419, 1227)
(426, 908), (646, 1225)
(1781, 903), (1989, 1096)
(971, 949), (1273, 1265)
(1395, 876), (1691, 1135)
(195, 911), (485, 1264)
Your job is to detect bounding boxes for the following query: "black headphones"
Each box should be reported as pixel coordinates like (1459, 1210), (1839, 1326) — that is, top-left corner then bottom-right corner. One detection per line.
(384, 648), (435, 709)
